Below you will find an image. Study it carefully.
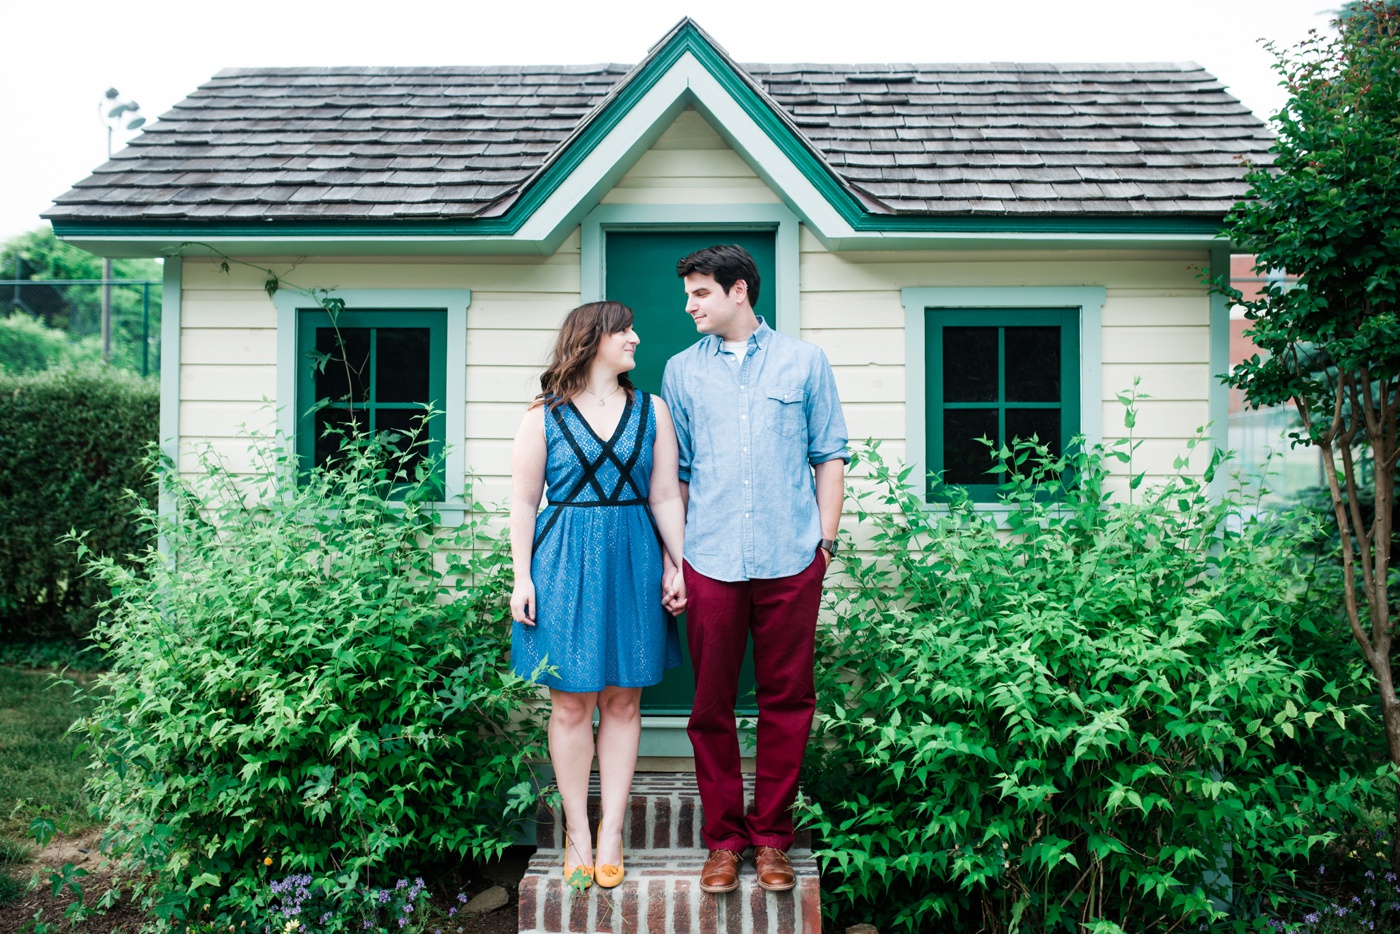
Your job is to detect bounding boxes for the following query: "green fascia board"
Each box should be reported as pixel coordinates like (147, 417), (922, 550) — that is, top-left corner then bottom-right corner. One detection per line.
(48, 22), (1234, 245)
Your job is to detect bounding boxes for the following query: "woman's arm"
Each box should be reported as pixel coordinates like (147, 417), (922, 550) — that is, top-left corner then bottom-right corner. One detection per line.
(509, 404), (548, 625)
(649, 398), (688, 612)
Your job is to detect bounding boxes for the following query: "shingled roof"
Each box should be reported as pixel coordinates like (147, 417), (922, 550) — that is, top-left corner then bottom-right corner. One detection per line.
(46, 27), (1271, 226)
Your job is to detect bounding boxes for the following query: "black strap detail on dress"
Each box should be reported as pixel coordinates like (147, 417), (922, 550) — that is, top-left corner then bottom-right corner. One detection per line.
(553, 404), (610, 504)
(533, 394), (649, 551)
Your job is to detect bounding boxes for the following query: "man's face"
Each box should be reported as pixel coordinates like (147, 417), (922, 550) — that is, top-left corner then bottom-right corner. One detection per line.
(683, 271), (748, 339)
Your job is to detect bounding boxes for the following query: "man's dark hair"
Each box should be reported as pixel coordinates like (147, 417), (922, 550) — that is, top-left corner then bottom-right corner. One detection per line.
(676, 244), (761, 309)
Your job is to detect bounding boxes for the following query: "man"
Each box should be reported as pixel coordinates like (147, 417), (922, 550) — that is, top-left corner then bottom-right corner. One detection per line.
(660, 244), (848, 894)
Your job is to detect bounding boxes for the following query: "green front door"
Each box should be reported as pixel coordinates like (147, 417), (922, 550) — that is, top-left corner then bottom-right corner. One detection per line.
(604, 230), (776, 716)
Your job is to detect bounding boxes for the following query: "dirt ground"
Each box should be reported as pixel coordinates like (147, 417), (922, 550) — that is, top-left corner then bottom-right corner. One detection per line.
(0, 830), (529, 934)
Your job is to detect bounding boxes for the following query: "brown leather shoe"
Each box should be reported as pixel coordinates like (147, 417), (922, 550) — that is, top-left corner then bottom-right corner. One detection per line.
(753, 846), (796, 892)
(699, 848), (742, 893)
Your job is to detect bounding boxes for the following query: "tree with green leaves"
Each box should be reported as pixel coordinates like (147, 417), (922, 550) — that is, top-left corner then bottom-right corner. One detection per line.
(0, 225), (161, 375)
(1215, 0), (1400, 858)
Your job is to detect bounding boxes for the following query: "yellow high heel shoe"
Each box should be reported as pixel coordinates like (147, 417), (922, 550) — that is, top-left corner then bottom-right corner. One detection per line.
(595, 837), (625, 889)
(563, 833), (593, 890)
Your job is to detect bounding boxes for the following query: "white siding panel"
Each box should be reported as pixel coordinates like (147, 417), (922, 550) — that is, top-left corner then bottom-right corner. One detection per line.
(461, 438), (514, 477)
(182, 293), (279, 328)
(601, 186), (781, 205)
(1102, 294), (1210, 327)
(467, 366), (541, 403)
(467, 329), (557, 368)
(179, 401), (279, 438)
(842, 402), (906, 441)
(831, 365), (903, 404)
(599, 111), (780, 206)
(1100, 400), (1211, 438)
(466, 295), (573, 330)
(802, 329), (904, 366)
(466, 402), (532, 440)
(622, 149), (762, 179)
(1102, 326), (1210, 363)
(182, 258), (579, 293)
(182, 328), (278, 365)
(801, 254), (1204, 292)
(1100, 364), (1211, 401)
(181, 365), (276, 402)
(800, 292), (905, 330)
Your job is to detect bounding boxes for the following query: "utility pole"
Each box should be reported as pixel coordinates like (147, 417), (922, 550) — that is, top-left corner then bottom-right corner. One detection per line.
(99, 88), (145, 364)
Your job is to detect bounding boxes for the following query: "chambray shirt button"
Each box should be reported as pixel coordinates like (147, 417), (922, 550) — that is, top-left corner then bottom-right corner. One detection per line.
(744, 479), (749, 485)
(741, 415), (747, 420)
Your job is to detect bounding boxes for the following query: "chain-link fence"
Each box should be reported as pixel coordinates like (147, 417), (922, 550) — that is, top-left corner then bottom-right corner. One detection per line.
(0, 277), (161, 377)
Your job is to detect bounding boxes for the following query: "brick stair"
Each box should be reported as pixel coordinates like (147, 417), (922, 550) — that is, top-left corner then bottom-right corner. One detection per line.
(518, 773), (821, 933)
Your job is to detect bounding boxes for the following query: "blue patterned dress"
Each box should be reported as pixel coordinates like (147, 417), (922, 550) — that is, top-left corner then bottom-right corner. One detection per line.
(512, 391), (682, 692)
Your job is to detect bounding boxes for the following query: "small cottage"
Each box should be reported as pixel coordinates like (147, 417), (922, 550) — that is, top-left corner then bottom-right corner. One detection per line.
(46, 19), (1270, 746)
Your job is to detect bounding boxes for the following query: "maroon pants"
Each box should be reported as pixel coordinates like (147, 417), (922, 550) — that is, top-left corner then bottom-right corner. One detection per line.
(684, 552), (825, 851)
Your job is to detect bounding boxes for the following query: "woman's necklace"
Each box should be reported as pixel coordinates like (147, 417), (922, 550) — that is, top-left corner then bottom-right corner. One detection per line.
(581, 384), (621, 407)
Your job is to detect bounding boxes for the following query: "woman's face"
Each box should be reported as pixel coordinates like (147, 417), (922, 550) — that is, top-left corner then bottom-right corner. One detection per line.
(595, 325), (639, 373)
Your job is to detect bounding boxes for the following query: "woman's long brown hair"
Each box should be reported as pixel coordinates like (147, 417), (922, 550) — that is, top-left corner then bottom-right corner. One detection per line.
(535, 301), (637, 410)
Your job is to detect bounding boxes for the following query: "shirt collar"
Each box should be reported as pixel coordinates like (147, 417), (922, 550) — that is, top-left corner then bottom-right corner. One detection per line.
(706, 317), (771, 356)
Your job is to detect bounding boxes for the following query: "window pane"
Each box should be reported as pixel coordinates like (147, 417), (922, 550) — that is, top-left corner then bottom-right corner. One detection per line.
(314, 406), (368, 470)
(314, 327), (370, 404)
(1006, 408), (1061, 479)
(375, 408), (427, 477)
(943, 327), (998, 402)
(943, 409), (998, 485)
(376, 328), (432, 403)
(1004, 327), (1061, 402)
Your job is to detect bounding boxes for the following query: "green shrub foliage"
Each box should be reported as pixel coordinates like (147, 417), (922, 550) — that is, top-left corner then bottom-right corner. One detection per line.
(803, 415), (1380, 934)
(72, 427), (543, 929)
(0, 365), (157, 638)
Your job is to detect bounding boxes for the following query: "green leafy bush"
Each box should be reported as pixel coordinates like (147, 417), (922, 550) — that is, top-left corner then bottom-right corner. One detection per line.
(802, 413), (1380, 934)
(0, 313), (102, 374)
(72, 427), (543, 930)
(0, 364), (157, 638)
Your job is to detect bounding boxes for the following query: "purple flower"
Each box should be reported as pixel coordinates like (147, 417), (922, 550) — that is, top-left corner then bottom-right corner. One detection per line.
(1304, 912), (1320, 924)
(449, 908), (457, 918)
(378, 891), (391, 904)
(396, 879), (408, 890)
(456, 893), (467, 904)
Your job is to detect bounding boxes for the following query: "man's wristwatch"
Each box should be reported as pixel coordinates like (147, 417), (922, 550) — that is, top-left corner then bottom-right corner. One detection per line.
(818, 538), (839, 556)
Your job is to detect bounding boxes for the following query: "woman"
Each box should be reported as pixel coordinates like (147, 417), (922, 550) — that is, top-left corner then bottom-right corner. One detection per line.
(509, 301), (686, 890)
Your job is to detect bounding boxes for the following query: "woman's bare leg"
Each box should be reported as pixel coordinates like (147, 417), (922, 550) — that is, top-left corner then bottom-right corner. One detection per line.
(595, 686), (642, 867)
(550, 688), (599, 867)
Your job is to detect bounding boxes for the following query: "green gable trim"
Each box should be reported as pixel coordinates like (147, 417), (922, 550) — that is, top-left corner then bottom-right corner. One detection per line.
(49, 23), (1232, 246)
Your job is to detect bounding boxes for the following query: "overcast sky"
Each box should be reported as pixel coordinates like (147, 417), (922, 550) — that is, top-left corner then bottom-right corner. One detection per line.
(1, 0), (1339, 245)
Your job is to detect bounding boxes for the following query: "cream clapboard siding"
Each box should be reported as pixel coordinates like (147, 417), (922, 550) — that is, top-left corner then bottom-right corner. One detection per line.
(601, 109), (779, 205)
(178, 232), (583, 506)
(797, 228), (1212, 484)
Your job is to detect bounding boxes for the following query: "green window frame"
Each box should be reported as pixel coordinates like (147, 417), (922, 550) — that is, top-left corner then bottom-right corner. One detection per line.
(295, 308), (448, 486)
(925, 308), (1081, 502)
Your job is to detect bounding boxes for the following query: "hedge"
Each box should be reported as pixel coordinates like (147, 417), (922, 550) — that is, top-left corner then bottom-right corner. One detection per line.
(0, 365), (158, 638)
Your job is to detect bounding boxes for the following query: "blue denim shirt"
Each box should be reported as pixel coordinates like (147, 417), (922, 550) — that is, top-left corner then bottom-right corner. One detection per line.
(661, 319), (849, 582)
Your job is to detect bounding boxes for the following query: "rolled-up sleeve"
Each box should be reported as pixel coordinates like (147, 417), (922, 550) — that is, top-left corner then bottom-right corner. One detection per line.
(806, 348), (850, 466)
(661, 359), (693, 483)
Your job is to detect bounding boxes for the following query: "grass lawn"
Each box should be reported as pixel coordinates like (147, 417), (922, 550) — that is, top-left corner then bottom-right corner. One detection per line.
(0, 666), (97, 840)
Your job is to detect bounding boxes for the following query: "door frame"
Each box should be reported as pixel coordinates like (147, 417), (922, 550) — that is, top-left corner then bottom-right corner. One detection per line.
(580, 203), (802, 339)
(579, 203), (802, 756)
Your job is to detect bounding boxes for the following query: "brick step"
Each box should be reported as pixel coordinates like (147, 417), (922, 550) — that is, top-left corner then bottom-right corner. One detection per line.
(518, 848), (820, 934)
(535, 773), (811, 851)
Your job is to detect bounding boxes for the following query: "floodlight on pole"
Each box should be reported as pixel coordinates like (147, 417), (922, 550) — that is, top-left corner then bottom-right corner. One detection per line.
(97, 86), (145, 364)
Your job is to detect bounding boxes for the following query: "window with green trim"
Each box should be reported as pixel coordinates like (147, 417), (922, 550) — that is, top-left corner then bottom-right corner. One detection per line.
(925, 308), (1080, 501)
(296, 308), (447, 483)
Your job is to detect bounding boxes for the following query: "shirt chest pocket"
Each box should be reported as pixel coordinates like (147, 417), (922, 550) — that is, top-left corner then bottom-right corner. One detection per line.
(765, 388), (806, 438)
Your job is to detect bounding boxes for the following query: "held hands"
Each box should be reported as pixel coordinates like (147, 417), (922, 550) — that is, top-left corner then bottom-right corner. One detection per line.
(511, 578), (537, 626)
(662, 565), (687, 616)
